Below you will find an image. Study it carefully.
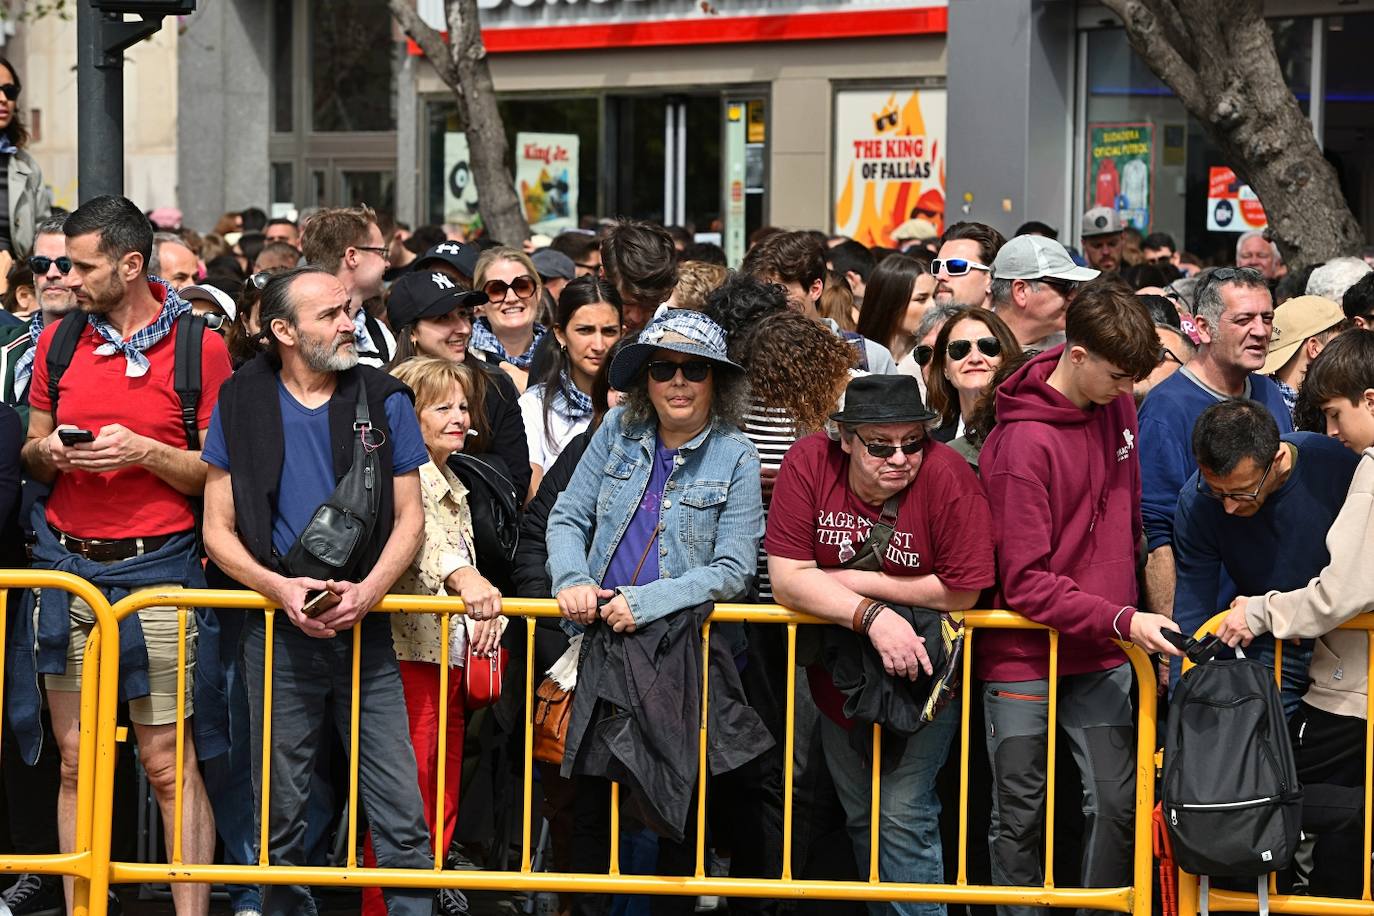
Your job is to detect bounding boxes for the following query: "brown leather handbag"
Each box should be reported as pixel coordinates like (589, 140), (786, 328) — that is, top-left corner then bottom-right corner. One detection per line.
(533, 677), (573, 764)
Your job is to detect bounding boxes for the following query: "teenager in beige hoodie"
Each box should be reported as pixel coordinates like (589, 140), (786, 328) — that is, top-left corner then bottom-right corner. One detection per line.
(1216, 328), (1374, 898)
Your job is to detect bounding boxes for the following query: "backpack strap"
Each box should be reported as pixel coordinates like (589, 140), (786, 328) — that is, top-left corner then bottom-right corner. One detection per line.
(172, 313), (205, 450)
(44, 311), (87, 424)
(363, 313), (391, 364)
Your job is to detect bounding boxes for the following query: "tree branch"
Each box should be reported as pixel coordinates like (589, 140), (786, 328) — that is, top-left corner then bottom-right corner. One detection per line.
(1099, 0), (1208, 114)
(387, 0), (458, 87)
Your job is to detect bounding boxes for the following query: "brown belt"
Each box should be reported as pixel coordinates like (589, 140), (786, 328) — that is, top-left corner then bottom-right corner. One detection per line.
(50, 525), (187, 563)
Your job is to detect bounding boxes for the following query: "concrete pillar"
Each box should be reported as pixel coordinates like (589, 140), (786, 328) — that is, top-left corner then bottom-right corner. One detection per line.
(946, 0), (1076, 240)
(396, 50), (420, 228)
(176, 0), (271, 231)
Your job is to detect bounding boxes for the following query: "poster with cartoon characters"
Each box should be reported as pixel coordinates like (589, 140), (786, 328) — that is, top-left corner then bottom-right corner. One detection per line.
(516, 132), (579, 234)
(443, 132), (481, 228)
(832, 88), (946, 248)
(1087, 123), (1153, 231)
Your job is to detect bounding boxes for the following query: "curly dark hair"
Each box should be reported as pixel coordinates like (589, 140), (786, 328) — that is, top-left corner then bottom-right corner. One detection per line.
(735, 311), (854, 435)
(620, 358), (750, 431)
(704, 274), (788, 346)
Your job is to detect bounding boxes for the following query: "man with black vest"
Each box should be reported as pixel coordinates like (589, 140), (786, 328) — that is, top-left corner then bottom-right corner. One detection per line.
(19, 195), (232, 915)
(201, 266), (433, 915)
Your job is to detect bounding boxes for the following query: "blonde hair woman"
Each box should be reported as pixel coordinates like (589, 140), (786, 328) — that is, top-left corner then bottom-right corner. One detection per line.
(471, 246), (546, 392)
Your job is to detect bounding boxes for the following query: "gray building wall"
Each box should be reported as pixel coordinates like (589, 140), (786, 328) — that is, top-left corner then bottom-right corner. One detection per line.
(946, 0), (1076, 240)
(177, 0), (272, 232)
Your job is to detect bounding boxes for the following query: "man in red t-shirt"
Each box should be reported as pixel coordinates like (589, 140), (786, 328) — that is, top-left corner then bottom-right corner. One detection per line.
(20, 195), (230, 916)
(768, 373), (994, 915)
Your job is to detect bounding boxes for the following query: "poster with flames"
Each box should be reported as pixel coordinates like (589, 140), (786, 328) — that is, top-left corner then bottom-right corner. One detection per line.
(515, 132), (579, 234)
(833, 88), (946, 248)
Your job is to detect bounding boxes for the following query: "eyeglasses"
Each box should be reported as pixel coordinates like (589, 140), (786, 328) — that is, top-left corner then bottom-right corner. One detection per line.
(1159, 346), (1183, 366)
(1196, 456), (1274, 503)
(0, 84), (20, 102)
(931, 258), (991, 278)
(853, 431), (925, 459)
(482, 274), (537, 303)
(29, 255), (72, 275)
(647, 359), (712, 383)
(913, 344), (934, 367)
(946, 337), (1002, 361)
(202, 312), (228, 332)
(1034, 277), (1080, 299)
(244, 270), (275, 294)
(355, 245), (391, 264)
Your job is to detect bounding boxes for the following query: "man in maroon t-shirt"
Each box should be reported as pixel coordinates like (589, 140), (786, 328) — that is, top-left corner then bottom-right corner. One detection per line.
(21, 196), (230, 916)
(768, 374), (994, 915)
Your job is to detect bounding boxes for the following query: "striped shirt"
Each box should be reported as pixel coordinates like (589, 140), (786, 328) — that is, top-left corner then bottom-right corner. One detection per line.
(742, 401), (805, 600)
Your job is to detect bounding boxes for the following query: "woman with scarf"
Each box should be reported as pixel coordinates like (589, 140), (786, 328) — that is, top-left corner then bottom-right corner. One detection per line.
(470, 247), (547, 394)
(0, 57), (49, 267)
(517, 275), (622, 498)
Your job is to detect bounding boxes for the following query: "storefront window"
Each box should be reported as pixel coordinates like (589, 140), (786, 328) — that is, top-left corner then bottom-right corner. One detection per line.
(426, 95), (601, 231)
(309, 0), (398, 132)
(1084, 21), (1312, 262)
(1323, 14), (1374, 244)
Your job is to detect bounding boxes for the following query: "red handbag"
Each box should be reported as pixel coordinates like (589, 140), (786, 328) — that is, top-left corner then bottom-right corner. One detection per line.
(464, 643), (508, 710)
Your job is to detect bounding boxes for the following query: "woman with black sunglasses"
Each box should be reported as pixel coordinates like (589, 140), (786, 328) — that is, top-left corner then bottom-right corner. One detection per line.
(924, 306), (1023, 442)
(0, 58), (50, 267)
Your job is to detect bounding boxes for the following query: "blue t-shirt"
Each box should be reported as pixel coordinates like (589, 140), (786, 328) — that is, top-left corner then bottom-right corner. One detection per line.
(202, 382), (428, 556)
(1172, 431), (1359, 636)
(1138, 368), (1293, 550)
(601, 438), (678, 590)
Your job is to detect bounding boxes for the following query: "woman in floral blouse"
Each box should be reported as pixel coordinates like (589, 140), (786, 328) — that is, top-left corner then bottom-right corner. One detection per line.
(361, 356), (505, 916)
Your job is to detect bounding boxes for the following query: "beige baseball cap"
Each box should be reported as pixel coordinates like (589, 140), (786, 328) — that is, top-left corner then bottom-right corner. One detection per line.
(1262, 295), (1345, 375)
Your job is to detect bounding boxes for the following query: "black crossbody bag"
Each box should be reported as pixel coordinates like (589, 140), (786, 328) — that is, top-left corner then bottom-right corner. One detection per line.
(282, 377), (383, 582)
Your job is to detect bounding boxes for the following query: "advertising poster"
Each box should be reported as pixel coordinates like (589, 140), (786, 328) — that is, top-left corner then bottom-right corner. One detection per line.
(515, 132), (579, 234)
(1087, 122), (1153, 231)
(442, 132), (480, 228)
(1206, 166), (1268, 233)
(832, 88), (946, 248)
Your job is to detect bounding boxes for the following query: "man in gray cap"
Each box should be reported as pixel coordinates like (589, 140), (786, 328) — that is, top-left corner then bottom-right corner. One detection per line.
(991, 234), (1100, 350)
(1081, 206), (1125, 274)
(532, 247), (576, 306)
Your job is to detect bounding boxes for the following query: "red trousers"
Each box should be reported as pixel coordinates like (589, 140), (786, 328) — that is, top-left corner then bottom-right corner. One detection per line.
(362, 659), (466, 916)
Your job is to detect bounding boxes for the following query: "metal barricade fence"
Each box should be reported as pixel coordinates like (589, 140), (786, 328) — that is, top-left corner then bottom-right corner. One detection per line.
(1179, 613), (1374, 916)
(0, 570), (122, 916)
(75, 589), (1161, 915)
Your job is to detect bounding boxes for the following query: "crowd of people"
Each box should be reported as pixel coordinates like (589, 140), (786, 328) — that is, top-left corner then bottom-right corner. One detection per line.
(1, 50), (1374, 916)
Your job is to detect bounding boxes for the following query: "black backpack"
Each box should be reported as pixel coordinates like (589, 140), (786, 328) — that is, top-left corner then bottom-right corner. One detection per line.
(447, 451), (520, 594)
(1162, 649), (1302, 879)
(44, 310), (205, 449)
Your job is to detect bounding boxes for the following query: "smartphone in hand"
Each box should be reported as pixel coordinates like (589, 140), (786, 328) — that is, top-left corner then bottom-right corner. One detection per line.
(302, 590), (334, 617)
(58, 429), (95, 446)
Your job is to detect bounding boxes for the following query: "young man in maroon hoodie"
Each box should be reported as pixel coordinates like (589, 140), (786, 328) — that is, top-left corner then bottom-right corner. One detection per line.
(977, 283), (1184, 914)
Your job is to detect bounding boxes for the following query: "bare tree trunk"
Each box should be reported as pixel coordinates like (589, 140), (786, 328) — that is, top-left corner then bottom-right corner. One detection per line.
(390, 0), (531, 245)
(1100, 0), (1361, 271)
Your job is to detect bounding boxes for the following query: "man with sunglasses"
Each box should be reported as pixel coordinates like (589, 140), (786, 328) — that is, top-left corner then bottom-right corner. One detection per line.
(300, 205), (396, 369)
(768, 374), (995, 913)
(932, 221), (1005, 311)
(6, 217), (75, 414)
(1173, 399), (1355, 715)
(989, 234), (1098, 350)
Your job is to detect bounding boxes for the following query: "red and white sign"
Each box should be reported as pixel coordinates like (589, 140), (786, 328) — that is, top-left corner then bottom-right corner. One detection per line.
(1207, 166), (1267, 233)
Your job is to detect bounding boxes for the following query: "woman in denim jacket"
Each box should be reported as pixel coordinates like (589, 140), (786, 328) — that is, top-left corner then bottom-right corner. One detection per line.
(545, 308), (764, 916)
(546, 307), (763, 633)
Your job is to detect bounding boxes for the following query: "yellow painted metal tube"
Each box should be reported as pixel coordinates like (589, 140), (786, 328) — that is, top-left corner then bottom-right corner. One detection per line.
(521, 616), (535, 874)
(957, 626), (974, 887)
(346, 624), (363, 868)
(172, 606), (186, 866)
(609, 781), (621, 876)
(259, 610), (275, 867)
(869, 723), (881, 883)
(695, 621), (711, 879)
(1365, 630), (1373, 903)
(1044, 630), (1059, 889)
(435, 613), (451, 870)
(781, 623), (796, 882)
(1120, 642), (1157, 916)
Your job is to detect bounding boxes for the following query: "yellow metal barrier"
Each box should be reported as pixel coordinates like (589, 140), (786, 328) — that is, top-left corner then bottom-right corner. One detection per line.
(0, 570), (122, 916)
(1178, 612), (1374, 916)
(77, 589), (1160, 915)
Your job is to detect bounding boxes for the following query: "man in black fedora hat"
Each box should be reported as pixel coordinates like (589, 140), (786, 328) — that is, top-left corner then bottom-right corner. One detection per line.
(766, 373), (995, 913)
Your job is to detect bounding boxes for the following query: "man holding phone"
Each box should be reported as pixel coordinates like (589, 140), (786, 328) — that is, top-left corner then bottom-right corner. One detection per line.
(200, 266), (433, 915)
(18, 195), (233, 916)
